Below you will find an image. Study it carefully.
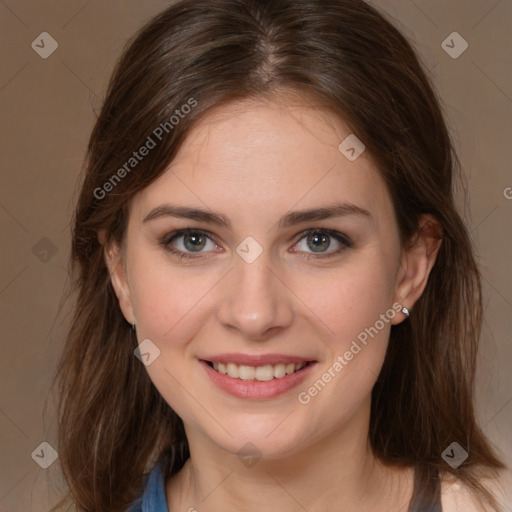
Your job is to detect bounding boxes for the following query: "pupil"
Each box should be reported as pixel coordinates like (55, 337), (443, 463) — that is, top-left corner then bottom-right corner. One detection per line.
(308, 232), (330, 252)
(184, 232), (206, 251)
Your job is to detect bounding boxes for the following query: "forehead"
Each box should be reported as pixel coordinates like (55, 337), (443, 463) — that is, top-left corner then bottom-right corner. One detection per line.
(172, 93), (352, 177)
(132, 94), (394, 227)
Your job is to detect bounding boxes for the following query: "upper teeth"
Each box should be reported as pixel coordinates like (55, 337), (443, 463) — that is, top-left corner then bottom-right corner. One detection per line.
(212, 362), (306, 381)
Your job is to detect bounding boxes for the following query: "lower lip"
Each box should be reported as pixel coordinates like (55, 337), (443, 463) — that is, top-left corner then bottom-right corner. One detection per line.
(200, 360), (316, 400)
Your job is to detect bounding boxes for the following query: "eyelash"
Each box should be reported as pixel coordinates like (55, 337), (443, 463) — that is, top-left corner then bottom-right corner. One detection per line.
(160, 228), (353, 261)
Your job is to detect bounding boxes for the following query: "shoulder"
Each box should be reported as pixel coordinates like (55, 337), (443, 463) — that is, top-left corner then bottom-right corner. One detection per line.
(440, 468), (512, 512)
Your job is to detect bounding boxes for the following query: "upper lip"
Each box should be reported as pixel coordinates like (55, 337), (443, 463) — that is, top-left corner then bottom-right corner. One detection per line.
(201, 353), (316, 366)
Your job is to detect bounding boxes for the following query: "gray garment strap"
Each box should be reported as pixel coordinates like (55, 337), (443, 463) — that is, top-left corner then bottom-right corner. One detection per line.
(408, 469), (442, 512)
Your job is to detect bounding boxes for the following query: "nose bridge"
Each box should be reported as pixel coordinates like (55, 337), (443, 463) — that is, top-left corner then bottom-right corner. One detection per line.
(216, 247), (293, 339)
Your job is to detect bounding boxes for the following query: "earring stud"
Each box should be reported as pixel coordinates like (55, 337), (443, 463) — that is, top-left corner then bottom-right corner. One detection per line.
(401, 307), (410, 317)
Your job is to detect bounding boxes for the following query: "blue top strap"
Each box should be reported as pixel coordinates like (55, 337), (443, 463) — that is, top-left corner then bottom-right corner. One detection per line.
(126, 458), (169, 512)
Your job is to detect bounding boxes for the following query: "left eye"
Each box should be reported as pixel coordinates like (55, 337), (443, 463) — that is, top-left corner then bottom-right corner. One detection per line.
(293, 230), (351, 255)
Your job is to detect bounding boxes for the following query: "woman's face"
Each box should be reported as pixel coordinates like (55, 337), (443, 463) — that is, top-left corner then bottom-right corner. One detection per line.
(110, 94), (413, 459)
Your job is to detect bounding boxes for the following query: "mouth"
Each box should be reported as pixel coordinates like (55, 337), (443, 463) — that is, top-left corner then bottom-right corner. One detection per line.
(203, 360), (312, 381)
(199, 354), (317, 399)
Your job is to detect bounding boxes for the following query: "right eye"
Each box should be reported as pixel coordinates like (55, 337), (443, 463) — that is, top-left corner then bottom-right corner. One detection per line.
(162, 229), (221, 259)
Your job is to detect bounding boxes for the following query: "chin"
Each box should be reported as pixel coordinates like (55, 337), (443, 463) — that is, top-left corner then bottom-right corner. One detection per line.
(197, 415), (315, 462)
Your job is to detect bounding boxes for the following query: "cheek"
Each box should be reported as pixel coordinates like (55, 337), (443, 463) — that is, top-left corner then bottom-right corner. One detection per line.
(126, 256), (221, 425)
(293, 261), (398, 425)
(128, 255), (222, 345)
(298, 254), (397, 345)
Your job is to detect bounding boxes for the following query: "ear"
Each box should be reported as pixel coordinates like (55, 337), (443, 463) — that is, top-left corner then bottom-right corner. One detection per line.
(391, 214), (443, 325)
(100, 230), (136, 325)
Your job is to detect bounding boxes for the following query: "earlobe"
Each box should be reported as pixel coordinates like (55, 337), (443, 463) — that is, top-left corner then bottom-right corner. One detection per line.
(102, 238), (136, 325)
(391, 215), (442, 325)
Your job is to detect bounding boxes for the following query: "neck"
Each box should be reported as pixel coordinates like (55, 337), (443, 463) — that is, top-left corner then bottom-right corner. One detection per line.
(166, 404), (413, 512)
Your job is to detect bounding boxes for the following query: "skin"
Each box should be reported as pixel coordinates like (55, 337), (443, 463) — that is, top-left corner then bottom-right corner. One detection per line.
(105, 92), (447, 511)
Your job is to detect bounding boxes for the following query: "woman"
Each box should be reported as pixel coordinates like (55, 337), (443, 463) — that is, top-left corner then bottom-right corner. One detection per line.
(51, 0), (510, 510)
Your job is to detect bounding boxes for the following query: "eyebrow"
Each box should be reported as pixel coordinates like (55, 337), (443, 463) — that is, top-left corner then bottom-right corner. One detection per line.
(142, 201), (371, 228)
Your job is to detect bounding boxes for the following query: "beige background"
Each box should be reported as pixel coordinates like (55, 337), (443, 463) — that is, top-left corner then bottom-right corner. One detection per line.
(0, 1), (511, 510)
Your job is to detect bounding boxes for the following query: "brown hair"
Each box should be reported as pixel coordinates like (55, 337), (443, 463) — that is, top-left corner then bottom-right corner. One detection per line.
(50, 0), (505, 510)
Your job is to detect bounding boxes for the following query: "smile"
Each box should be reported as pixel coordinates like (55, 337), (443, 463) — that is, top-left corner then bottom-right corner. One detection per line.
(201, 358), (317, 399)
(207, 361), (309, 381)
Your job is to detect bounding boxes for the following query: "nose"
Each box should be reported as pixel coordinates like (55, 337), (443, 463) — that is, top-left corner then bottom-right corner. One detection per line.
(216, 252), (294, 341)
